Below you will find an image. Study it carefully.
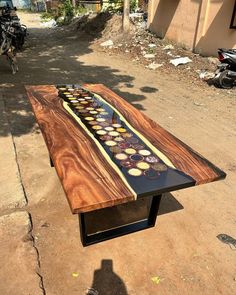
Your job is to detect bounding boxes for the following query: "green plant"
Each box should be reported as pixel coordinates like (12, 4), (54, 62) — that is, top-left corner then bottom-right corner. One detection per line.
(130, 0), (137, 12)
(75, 4), (87, 15)
(40, 12), (54, 21)
(57, 0), (74, 23)
(105, 0), (137, 13)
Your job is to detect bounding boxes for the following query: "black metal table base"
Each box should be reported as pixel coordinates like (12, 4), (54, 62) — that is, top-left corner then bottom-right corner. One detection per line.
(79, 194), (162, 246)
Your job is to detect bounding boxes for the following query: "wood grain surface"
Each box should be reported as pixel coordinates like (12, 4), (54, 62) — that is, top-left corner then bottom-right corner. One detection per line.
(26, 84), (226, 214)
(85, 84), (226, 185)
(26, 85), (136, 213)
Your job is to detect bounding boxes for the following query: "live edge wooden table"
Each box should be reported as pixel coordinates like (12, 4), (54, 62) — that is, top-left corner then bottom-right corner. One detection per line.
(26, 84), (226, 246)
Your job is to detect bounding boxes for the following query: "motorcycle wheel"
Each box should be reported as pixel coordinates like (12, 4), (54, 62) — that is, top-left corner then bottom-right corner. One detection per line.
(219, 70), (235, 89)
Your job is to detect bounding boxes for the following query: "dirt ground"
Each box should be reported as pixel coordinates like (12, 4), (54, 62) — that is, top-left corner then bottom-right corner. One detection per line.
(0, 12), (236, 295)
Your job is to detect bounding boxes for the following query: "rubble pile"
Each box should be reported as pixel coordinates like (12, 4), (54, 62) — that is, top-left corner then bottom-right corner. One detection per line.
(63, 11), (222, 87)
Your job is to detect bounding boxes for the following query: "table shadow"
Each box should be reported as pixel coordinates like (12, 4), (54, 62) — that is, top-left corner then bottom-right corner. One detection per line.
(158, 192), (183, 215)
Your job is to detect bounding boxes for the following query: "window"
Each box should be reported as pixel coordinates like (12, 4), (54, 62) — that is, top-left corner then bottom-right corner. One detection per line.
(230, 0), (236, 29)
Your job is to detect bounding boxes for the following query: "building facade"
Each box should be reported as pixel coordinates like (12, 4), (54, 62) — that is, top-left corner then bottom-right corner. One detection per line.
(148, 0), (236, 56)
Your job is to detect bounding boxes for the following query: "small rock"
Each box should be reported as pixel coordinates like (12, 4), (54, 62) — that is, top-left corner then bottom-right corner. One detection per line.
(163, 44), (174, 50)
(100, 40), (114, 47)
(199, 71), (215, 80)
(148, 43), (156, 48)
(207, 57), (219, 65)
(41, 222), (50, 228)
(170, 57), (192, 66)
(144, 53), (156, 59)
(147, 62), (163, 70)
(194, 101), (204, 106)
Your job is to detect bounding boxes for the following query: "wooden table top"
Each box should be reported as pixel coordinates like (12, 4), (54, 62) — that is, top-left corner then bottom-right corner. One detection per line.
(26, 84), (226, 213)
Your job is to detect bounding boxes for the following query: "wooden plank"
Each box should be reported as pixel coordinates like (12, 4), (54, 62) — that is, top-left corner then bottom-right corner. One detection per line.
(26, 85), (136, 213)
(86, 84), (226, 185)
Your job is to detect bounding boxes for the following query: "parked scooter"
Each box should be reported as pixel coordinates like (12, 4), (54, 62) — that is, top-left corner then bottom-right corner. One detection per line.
(0, 16), (18, 73)
(0, 3), (27, 73)
(0, 4), (27, 50)
(213, 48), (236, 89)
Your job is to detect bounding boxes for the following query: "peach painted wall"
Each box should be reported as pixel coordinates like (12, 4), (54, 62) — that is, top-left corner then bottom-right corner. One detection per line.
(195, 0), (236, 56)
(148, 0), (236, 56)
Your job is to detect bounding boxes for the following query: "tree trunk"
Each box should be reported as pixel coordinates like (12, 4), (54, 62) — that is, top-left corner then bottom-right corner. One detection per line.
(123, 0), (130, 32)
(72, 0), (76, 8)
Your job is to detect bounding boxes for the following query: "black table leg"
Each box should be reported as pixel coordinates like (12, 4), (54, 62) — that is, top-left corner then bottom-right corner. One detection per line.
(79, 194), (162, 246)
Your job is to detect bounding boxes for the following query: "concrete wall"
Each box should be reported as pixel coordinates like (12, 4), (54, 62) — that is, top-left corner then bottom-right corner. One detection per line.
(148, 0), (236, 56)
(12, 0), (31, 9)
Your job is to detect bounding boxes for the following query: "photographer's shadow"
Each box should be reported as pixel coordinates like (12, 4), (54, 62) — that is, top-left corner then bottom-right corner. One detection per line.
(88, 260), (128, 295)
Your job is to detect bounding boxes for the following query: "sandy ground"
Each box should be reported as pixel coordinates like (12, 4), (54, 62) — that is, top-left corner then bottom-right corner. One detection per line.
(0, 12), (236, 295)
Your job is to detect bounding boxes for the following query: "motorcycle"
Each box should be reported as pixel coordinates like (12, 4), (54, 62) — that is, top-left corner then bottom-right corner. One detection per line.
(0, 3), (27, 73)
(0, 4), (27, 50)
(0, 16), (18, 74)
(214, 48), (236, 89)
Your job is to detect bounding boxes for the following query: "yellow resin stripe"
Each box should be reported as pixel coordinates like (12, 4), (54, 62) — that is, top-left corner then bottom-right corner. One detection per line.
(63, 101), (137, 199)
(92, 92), (176, 169)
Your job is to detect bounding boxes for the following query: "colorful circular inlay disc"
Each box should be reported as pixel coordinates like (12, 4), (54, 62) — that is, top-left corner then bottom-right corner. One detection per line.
(78, 98), (85, 101)
(99, 122), (110, 127)
(100, 135), (113, 141)
(138, 150), (151, 156)
(92, 125), (102, 130)
(152, 163), (167, 172)
(80, 101), (89, 104)
(104, 127), (114, 131)
(119, 142), (131, 149)
(122, 133), (132, 138)
(128, 168), (142, 177)
(100, 112), (109, 115)
(59, 88), (67, 91)
(75, 106), (84, 110)
(96, 108), (105, 112)
(120, 160), (136, 168)
(114, 137), (124, 142)
(124, 148), (136, 155)
(136, 162), (150, 170)
(108, 131), (120, 137)
(146, 156), (159, 163)
(110, 146), (122, 154)
(88, 121), (98, 125)
(96, 130), (107, 135)
(96, 118), (106, 122)
(85, 117), (94, 121)
(132, 144), (145, 150)
(105, 140), (117, 147)
(86, 107), (94, 111)
(115, 153), (128, 160)
(116, 128), (126, 133)
(112, 123), (122, 128)
(127, 137), (139, 144)
(90, 111), (98, 115)
(130, 154), (144, 162)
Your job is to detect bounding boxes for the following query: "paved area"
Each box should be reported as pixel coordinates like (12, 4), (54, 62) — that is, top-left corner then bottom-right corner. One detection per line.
(0, 211), (44, 295)
(0, 12), (235, 295)
(0, 99), (26, 213)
